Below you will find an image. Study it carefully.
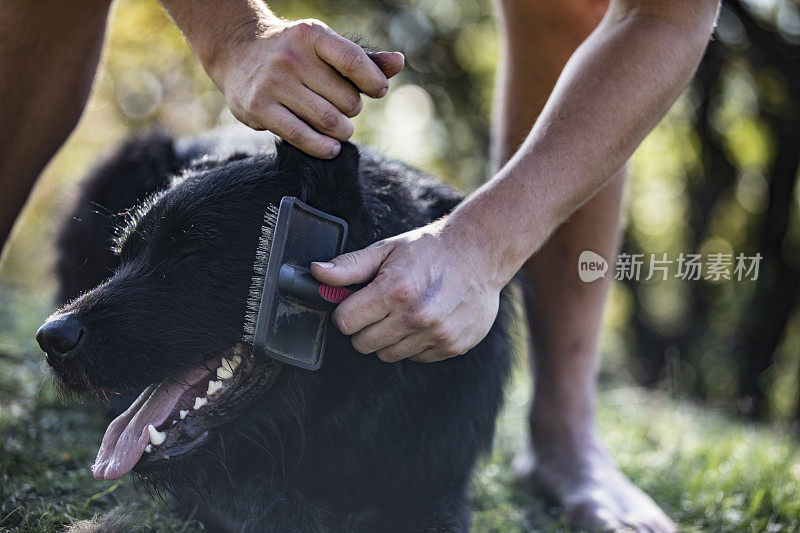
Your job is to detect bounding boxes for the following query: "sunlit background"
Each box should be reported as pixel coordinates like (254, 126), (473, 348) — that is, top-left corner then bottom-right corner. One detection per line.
(2, 0), (800, 529)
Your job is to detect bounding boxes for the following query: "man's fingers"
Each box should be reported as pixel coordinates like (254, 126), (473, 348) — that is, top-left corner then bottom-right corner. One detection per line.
(408, 348), (448, 363)
(277, 84), (354, 142)
(312, 243), (395, 335)
(375, 333), (433, 363)
(350, 313), (410, 354)
(260, 104), (341, 159)
(315, 31), (389, 98)
(330, 282), (390, 336)
(301, 63), (364, 118)
(311, 242), (393, 286)
(367, 52), (405, 79)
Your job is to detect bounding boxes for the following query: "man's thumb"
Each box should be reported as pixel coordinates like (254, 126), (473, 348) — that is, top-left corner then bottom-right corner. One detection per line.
(310, 243), (392, 286)
(368, 51), (404, 80)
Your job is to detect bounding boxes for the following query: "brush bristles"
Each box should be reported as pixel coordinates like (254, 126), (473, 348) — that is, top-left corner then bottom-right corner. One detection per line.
(243, 204), (279, 343)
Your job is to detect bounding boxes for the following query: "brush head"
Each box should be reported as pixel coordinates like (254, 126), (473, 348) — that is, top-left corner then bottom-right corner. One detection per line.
(243, 197), (348, 370)
(243, 204), (279, 345)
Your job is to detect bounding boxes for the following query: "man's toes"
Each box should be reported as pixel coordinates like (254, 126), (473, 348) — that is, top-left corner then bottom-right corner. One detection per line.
(567, 498), (626, 532)
(648, 511), (676, 532)
(648, 513), (677, 533)
(625, 493), (676, 532)
(618, 509), (675, 533)
(566, 491), (676, 533)
(619, 514), (655, 533)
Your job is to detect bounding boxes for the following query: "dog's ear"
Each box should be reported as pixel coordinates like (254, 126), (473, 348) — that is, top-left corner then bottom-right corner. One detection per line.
(274, 140), (364, 223)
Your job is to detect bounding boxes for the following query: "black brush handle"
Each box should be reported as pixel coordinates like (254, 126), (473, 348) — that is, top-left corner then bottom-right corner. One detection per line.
(278, 264), (364, 310)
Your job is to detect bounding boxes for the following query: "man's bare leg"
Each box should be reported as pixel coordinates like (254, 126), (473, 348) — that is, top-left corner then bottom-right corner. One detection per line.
(492, 0), (674, 530)
(0, 0), (111, 252)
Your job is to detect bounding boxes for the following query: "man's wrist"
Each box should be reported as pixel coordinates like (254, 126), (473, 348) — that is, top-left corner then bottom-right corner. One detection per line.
(440, 211), (521, 291)
(202, 16), (268, 76)
(161, 0), (279, 74)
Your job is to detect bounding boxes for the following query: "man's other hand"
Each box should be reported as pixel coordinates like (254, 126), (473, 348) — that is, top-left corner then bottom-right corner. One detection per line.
(209, 18), (404, 158)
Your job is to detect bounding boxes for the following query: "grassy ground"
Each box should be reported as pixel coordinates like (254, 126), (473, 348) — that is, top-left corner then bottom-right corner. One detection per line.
(2, 288), (799, 532)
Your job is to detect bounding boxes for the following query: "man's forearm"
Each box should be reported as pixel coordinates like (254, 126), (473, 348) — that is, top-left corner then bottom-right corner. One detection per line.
(450, 0), (720, 285)
(159, 0), (278, 71)
(0, 0), (111, 251)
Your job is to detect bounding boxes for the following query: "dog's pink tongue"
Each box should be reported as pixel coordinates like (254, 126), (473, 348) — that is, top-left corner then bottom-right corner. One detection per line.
(91, 368), (209, 480)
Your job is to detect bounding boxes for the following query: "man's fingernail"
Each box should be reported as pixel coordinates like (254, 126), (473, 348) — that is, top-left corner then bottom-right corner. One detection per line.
(330, 144), (341, 157)
(313, 261), (335, 269)
(377, 87), (388, 98)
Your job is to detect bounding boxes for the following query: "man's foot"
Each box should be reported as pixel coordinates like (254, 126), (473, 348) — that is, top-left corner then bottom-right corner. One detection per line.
(513, 433), (675, 532)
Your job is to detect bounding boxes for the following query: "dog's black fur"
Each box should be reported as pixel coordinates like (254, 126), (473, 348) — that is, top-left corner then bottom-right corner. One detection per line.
(47, 130), (513, 532)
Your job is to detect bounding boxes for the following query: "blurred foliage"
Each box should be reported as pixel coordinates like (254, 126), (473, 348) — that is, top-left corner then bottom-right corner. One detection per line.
(616, 0), (800, 423)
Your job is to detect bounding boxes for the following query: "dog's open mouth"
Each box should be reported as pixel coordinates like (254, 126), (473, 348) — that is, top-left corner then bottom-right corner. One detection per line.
(91, 343), (278, 480)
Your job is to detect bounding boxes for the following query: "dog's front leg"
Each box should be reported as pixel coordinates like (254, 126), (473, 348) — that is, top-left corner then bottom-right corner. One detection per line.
(243, 483), (331, 533)
(370, 490), (470, 533)
(178, 479), (331, 533)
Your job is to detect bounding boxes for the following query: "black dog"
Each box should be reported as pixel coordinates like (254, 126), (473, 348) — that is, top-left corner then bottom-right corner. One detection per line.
(38, 129), (513, 532)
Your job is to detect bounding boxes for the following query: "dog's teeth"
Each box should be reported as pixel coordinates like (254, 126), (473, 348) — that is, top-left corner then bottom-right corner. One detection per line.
(232, 344), (243, 356)
(193, 397), (208, 410)
(231, 354), (242, 368)
(145, 444), (152, 453)
(217, 361), (234, 380)
(207, 380), (224, 396)
(147, 424), (166, 446)
(179, 409), (188, 420)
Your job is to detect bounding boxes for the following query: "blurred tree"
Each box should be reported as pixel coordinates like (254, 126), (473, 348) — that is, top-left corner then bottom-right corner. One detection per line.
(622, 0), (800, 421)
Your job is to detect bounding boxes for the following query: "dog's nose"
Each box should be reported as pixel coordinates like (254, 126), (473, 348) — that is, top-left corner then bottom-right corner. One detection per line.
(36, 314), (86, 362)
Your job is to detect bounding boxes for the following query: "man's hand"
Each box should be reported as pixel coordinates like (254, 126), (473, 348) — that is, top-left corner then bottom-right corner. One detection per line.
(310, 221), (504, 362)
(160, 0), (404, 158)
(207, 18), (404, 158)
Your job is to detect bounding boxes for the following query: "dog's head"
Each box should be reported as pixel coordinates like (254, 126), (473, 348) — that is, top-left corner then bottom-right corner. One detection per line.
(36, 141), (365, 483)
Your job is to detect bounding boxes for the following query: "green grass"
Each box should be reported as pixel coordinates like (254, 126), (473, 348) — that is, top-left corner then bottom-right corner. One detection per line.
(2, 288), (799, 531)
(473, 377), (800, 532)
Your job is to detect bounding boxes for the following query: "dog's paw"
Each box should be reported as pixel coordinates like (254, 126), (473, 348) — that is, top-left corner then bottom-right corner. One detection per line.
(65, 507), (134, 533)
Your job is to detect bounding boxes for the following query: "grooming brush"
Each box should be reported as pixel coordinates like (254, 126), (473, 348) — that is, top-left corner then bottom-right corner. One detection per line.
(243, 196), (360, 370)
